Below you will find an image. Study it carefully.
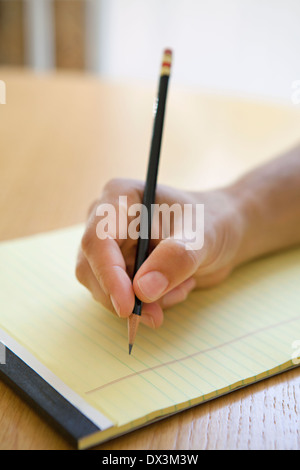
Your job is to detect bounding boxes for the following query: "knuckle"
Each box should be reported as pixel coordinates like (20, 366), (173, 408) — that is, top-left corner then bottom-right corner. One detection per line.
(182, 243), (199, 268)
(103, 178), (123, 194)
(163, 238), (199, 271)
(102, 178), (143, 202)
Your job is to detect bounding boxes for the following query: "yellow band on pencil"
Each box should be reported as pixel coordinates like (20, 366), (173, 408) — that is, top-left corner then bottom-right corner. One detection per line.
(160, 49), (172, 76)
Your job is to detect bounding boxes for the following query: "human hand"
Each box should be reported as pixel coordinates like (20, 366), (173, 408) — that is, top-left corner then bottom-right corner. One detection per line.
(75, 178), (245, 329)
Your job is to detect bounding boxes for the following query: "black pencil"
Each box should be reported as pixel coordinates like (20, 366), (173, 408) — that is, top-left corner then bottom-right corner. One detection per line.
(128, 48), (173, 354)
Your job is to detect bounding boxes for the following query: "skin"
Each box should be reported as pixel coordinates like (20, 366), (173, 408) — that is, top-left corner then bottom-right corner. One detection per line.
(76, 144), (300, 329)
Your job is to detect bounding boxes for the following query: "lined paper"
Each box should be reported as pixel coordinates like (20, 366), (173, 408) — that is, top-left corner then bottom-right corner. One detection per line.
(0, 225), (299, 447)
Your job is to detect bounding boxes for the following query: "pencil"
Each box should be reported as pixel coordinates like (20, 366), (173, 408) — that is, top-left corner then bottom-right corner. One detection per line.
(128, 48), (172, 354)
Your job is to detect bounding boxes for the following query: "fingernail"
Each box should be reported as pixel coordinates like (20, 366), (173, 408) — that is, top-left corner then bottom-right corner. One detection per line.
(137, 271), (169, 300)
(140, 312), (156, 329)
(110, 295), (121, 317)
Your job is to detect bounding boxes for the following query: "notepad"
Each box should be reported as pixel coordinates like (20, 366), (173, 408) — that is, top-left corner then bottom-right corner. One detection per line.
(0, 225), (299, 449)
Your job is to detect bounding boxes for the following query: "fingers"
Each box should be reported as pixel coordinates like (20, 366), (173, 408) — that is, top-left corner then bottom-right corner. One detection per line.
(133, 238), (202, 303)
(76, 241), (196, 329)
(76, 245), (165, 327)
(141, 302), (164, 329)
(76, 248), (115, 312)
(76, 179), (203, 329)
(139, 277), (196, 329)
(78, 229), (135, 318)
(76, 179), (144, 318)
(160, 277), (196, 309)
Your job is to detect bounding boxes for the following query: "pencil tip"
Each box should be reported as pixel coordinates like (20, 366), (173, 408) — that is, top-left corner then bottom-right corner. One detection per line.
(129, 344), (133, 355)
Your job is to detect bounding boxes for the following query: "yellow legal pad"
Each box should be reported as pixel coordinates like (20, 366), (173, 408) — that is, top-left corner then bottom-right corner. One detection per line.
(0, 225), (299, 449)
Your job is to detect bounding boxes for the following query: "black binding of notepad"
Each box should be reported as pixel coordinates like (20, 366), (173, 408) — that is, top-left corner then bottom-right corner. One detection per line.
(0, 347), (101, 447)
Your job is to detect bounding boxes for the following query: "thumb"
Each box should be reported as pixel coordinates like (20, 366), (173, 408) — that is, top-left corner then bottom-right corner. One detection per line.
(133, 238), (204, 303)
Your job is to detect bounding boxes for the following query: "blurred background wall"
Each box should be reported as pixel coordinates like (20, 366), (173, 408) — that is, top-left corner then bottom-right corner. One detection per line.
(0, 0), (300, 102)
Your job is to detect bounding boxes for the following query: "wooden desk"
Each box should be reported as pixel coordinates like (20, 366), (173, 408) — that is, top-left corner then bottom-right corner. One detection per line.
(0, 68), (299, 450)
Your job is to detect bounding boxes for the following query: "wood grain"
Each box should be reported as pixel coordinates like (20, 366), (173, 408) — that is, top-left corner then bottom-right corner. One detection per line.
(0, 67), (299, 450)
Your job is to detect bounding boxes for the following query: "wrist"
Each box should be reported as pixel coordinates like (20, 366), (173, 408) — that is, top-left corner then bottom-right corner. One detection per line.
(226, 178), (267, 267)
(192, 185), (252, 274)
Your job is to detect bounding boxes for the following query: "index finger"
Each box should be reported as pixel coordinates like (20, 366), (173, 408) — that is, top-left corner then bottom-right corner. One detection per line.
(81, 214), (135, 318)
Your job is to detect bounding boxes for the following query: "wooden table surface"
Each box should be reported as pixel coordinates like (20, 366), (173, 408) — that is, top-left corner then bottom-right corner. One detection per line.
(0, 67), (299, 450)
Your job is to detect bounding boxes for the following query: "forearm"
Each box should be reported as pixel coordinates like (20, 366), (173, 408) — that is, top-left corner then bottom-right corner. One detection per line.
(229, 145), (300, 266)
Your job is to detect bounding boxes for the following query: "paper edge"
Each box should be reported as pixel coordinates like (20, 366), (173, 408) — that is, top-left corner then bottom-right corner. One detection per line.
(0, 328), (114, 432)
